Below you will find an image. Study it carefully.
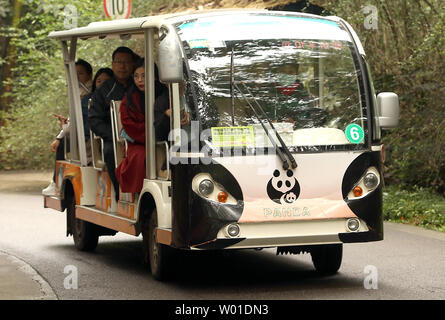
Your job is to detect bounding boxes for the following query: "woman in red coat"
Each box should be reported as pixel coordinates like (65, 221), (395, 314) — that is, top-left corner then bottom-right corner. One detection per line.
(115, 59), (147, 193)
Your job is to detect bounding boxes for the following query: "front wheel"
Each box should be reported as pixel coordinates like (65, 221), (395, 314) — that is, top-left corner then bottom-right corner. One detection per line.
(67, 194), (99, 252)
(310, 244), (342, 275)
(142, 209), (172, 281)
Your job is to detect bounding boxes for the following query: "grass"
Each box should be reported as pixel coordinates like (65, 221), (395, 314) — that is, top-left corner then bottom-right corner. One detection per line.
(383, 184), (445, 232)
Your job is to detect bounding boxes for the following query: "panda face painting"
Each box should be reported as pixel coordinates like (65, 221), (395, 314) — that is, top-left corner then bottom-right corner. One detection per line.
(267, 169), (300, 204)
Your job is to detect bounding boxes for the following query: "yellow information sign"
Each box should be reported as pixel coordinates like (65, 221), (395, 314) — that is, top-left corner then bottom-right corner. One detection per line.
(211, 126), (255, 147)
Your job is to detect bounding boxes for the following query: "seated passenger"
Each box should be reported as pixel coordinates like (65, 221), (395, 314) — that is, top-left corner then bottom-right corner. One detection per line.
(88, 46), (139, 201)
(154, 81), (190, 142)
(271, 62), (315, 123)
(82, 67), (114, 141)
(115, 59), (147, 193)
(43, 59), (94, 196)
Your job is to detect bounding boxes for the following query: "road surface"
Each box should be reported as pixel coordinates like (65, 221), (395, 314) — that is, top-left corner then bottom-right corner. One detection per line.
(1, 183), (445, 300)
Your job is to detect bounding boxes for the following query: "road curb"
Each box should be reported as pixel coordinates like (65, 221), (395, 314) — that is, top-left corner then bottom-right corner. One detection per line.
(0, 251), (58, 300)
(0, 170), (52, 193)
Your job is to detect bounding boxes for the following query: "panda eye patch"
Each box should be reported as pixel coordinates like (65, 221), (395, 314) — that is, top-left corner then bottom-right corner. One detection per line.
(277, 181), (282, 188)
(285, 181), (291, 188)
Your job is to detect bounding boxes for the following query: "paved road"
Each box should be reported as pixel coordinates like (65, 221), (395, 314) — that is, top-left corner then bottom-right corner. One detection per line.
(1, 189), (445, 300)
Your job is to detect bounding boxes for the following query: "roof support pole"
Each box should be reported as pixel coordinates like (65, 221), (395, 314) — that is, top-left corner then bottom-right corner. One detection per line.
(61, 38), (87, 165)
(145, 29), (156, 180)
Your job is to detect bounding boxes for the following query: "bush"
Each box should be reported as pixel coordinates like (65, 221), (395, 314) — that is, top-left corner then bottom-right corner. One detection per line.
(383, 185), (445, 232)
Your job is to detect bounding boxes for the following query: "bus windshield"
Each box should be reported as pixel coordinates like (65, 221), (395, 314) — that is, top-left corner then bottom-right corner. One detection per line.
(175, 13), (367, 149)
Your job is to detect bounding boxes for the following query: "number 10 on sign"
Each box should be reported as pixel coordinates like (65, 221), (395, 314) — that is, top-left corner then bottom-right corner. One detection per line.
(103, 0), (132, 20)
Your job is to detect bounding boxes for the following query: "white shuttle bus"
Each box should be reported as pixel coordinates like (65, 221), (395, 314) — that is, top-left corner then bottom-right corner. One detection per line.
(44, 10), (399, 280)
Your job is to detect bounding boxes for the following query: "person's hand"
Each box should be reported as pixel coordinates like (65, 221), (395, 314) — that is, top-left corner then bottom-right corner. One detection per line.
(180, 110), (190, 126)
(53, 113), (68, 128)
(50, 139), (60, 153)
(164, 109), (171, 117)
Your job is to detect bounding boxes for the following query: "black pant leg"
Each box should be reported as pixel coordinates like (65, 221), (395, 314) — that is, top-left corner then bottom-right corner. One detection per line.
(103, 140), (119, 201)
(52, 139), (65, 182)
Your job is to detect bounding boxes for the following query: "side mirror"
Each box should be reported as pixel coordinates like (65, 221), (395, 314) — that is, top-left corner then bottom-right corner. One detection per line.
(377, 92), (399, 129)
(158, 26), (183, 83)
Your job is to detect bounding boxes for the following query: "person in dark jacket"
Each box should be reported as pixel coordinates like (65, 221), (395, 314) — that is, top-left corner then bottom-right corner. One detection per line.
(88, 46), (139, 201)
(154, 81), (190, 142)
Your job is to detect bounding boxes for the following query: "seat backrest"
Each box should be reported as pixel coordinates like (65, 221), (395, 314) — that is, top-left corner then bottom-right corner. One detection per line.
(110, 100), (125, 168)
(156, 141), (170, 180)
(88, 98), (105, 170)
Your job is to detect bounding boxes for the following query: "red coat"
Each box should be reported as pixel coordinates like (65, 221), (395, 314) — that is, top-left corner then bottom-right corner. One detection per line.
(115, 90), (146, 193)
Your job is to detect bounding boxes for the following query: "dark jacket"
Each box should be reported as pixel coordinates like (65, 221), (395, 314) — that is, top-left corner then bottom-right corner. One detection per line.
(88, 77), (131, 141)
(154, 88), (170, 141)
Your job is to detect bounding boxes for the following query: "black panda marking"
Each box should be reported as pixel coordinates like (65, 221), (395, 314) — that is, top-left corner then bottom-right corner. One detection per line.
(267, 169), (300, 204)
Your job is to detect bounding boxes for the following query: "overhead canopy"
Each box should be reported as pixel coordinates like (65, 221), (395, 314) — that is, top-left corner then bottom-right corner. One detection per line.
(47, 10), (263, 40)
(47, 9), (364, 55)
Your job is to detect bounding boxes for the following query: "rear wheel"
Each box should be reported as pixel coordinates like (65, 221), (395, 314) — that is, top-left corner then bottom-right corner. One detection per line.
(141, 209), (171, 281)
(67, 194), (99, 252)
(310, 244), (342, 275)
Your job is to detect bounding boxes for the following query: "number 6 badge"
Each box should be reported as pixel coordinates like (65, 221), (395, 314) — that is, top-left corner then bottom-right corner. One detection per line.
(345, 124), (364, 144)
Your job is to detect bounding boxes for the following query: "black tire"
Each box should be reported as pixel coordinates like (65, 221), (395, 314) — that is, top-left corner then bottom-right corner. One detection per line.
(310, 244), (343, 275)
(141, 209), (171, 281)
(67, 194), (99, 252)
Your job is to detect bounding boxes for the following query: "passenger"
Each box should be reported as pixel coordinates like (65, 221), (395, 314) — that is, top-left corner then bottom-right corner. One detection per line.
(42, 59), (94, 196)
(154, 81), (190, 142)
(76, 59), (93, 99)
(88, 47), (139, 201)
(272, 62), (314, 123)
(82, 67), (115, 142)
(115, 59), (147, 193)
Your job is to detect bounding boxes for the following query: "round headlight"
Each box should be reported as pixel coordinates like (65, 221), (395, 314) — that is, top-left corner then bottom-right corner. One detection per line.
(347, 218), (360, 232)
(227, 224), (240, 237)
(198, 179), (214, 197)
(364, 173), (379, 189)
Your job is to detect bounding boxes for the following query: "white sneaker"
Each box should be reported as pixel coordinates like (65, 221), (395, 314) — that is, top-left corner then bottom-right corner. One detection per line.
(42, 181), (56, 196)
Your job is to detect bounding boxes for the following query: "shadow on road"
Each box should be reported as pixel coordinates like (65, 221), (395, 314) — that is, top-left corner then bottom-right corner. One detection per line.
(47, 238), (362, 293)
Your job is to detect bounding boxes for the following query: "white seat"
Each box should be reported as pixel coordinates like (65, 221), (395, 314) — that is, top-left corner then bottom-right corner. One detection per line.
(110, 100), (127, 168)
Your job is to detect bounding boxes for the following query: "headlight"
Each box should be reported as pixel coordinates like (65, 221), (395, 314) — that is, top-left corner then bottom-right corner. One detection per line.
(198, 179), (214, 197)
(347, 167), (381, 200)
(364, 173), (379, 189)
(227, 223), (240, 237)
(192, 173), (236, 204)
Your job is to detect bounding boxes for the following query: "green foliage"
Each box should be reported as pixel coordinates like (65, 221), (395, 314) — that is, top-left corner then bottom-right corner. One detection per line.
(316, 0), (445, 195)
(383, 185), (445, 232)
(1, 0), (445, 198)
(0, 0), (104, 170)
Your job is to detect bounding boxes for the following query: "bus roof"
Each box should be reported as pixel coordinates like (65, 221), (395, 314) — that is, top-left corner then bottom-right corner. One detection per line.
(48, 9), (343, 40)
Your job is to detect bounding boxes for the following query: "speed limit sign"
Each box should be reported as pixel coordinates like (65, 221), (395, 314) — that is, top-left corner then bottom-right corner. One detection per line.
(103, 0), (132, 20)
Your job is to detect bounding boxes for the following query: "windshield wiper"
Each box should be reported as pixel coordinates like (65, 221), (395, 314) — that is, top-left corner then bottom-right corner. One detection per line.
(230, 47), (235, 126)
(233, 81), (297, 170)
(230, 50), (297, 170)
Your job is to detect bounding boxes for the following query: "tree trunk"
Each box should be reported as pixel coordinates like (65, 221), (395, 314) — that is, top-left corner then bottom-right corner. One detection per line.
(0, 0), (22, 117)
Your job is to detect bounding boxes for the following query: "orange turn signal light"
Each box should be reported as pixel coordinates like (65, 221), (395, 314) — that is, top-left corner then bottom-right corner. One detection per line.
(353, 186), (363, 197)
(217, 191), (228, 203)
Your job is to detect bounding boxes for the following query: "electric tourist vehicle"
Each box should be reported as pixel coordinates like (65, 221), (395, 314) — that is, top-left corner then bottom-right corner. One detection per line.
(44, 10), (399, 280)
